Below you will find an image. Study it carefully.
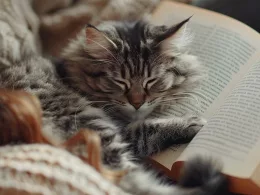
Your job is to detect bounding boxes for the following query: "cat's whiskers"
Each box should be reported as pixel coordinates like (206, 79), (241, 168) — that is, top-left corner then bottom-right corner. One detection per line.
(159, 102), (179, 107)
(85, 38), (122, 67)
(87, 58), (114, 64)
(153, 91), (201, 103)
(150, 51), (170, 67)
(100, 103), (115, 108)
(178, 91), (205, 105)
(102, 105), (115, 112)
(110, 100), (126, 105)
(151, 50), (172, 64)
(170, 92), (200, 104)
(103, 107), (117, 113)
(156, 91), (204, 100)
(147, 93), (190, 104)
(159, 96), (199, 105)
(159, 97), (191, 102)
(153, 93), (185, 100)
(89, 101), (110, 104)
(150, 49), (180, 67)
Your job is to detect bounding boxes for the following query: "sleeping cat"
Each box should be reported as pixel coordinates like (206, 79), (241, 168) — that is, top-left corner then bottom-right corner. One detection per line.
(57, 18), (206, 157)
(0, 18), (228, 195)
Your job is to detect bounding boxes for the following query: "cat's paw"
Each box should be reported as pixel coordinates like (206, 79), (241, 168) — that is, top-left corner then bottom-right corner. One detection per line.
(185, 114), (207, 133)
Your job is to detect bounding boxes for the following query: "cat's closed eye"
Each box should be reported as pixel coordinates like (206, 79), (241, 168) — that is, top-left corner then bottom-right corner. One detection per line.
(113, 77), (159, 94)
(143, 78), (157, 90)
(60, 18), (203, 110)
(113, 79), (130, 91)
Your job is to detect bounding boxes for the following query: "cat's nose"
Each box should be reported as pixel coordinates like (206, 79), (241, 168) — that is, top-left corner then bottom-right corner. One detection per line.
(132, 102), (143, 110)
(127, 93), (146, 110)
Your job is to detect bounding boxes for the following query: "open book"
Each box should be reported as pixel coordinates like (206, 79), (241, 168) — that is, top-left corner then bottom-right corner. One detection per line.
(150, 1), (260, 194)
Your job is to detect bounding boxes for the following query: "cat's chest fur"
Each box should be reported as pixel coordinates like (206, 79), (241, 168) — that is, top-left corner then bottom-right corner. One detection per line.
(104, 107), (153, 124)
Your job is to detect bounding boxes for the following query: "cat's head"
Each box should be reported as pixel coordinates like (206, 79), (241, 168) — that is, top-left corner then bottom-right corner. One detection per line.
(60, 19), (203, 119)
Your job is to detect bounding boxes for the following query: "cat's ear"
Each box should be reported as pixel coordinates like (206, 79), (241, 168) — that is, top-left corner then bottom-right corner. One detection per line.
(85, 24), (117, 58)
(154, 17), (192, 52)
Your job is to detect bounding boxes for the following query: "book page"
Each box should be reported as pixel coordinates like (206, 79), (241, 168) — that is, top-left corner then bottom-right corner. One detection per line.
(177, 59), (260, 178)
(149, 144), (188, 170)
(151, 0), (260, 169)
(152, 1), (260, 120)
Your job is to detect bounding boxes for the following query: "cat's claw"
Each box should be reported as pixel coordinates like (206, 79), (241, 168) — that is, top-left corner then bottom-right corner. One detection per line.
(186, 115), (207, 133)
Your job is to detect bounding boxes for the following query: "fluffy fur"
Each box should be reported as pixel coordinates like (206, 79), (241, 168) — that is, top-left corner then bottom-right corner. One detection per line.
(0, 19), (228, 195)
(58, 19), (205, 156)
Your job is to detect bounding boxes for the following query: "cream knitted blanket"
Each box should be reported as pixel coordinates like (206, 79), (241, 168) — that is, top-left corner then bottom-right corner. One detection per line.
(0, 144), (130, 195)
(0, 88), (130, 194)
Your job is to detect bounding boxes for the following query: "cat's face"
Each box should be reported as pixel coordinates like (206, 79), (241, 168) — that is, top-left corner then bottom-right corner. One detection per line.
(61, 19), (203, 119)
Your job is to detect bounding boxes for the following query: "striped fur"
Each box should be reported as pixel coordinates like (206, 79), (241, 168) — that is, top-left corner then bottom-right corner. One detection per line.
(59, 19), (205, 155)
(60, 20), (203, 122)
(0, 19), (228, 195)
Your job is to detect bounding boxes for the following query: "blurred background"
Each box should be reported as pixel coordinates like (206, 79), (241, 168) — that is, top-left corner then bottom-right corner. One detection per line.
(192, 0), (260, 32)
(36, 0), (260, 57)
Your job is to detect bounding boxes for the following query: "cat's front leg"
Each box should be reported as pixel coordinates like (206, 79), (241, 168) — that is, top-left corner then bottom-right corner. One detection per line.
(123, 115), (206, 157)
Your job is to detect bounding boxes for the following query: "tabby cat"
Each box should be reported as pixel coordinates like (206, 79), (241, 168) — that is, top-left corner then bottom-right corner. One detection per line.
(0, 18), (228, 195)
